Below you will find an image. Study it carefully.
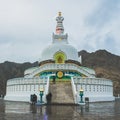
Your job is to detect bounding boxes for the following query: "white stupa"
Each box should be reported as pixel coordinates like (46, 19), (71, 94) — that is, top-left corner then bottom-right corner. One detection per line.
(4, 12), (115, 103)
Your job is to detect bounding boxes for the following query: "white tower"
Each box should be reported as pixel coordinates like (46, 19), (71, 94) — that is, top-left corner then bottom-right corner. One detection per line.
(52, 12), (68, 44)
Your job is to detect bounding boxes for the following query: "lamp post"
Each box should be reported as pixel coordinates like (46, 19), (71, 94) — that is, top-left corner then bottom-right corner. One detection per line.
(79, 88), (84, 103)
(39, 88), (44, 103)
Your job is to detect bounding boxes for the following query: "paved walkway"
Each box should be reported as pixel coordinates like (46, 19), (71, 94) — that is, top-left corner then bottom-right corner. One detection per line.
(49, 82), (74, 104)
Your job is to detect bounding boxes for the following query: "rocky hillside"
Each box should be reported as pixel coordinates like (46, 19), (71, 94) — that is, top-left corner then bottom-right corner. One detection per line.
(0, 50), (120, 96)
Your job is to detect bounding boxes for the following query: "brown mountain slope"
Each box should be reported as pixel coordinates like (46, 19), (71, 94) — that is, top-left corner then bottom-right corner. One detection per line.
(79, 50), (120, 70)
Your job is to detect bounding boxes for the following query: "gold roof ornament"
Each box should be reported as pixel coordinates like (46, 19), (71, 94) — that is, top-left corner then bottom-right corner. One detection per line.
(40, 88), (44, 91)
(80, 88), (83, 91)
(58, 12), (61, 16)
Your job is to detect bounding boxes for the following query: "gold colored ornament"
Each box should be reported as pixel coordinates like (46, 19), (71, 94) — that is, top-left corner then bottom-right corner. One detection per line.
(58, 38), (62, 40)
(57, 71), (63, 78)
(58, 12), (61, 16)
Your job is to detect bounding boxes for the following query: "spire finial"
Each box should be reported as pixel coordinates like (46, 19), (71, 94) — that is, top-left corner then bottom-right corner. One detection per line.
(52, 12), (68, 43)
(58, 12), (61, 16)
(56, 12), (64, 34)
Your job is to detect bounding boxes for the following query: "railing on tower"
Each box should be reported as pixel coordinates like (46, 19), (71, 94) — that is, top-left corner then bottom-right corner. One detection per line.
(71, 77), (78, 104)
(42, 76), (50, 103)
(27, 63), (95, 78)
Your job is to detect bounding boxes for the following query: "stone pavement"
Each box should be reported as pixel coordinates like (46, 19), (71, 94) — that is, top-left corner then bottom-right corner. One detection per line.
(49, 81), (74, 104)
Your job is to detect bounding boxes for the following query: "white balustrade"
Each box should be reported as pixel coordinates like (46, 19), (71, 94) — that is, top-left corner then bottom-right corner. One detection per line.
(73, 77), (113, 86)
(5, 76), (50, 103)
(7, 77), (47, 86)
(27, 63), (95, 78)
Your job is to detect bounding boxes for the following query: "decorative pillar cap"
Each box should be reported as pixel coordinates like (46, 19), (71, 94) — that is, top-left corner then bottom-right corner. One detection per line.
(40, 88), (44, 91)
(58, 12), (61, 16)
(80, 88), (83, 91)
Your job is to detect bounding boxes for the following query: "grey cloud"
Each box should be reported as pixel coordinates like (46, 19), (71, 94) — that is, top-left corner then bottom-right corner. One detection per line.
(85, 0), (120, 28)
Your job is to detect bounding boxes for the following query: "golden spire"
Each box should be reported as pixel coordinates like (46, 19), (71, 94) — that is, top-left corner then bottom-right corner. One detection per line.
(58, 12), (61, 16)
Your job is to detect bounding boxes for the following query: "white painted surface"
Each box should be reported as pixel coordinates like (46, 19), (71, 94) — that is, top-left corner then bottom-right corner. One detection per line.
(4, 77), (49, 103)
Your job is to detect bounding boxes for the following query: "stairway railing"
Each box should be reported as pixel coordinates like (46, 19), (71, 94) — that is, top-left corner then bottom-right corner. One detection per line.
(42, 76), (50, 103)
(71, 77), (78, 104)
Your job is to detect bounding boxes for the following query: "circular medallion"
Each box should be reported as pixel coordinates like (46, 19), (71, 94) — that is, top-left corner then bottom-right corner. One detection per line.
(57, 71), (64, 78)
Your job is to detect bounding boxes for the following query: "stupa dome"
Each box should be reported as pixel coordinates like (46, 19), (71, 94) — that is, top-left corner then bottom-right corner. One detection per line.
(39, 43), (79, 63)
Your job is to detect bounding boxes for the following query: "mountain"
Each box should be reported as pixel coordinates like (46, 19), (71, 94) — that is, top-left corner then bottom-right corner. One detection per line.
(0, 50), (120, 96)
(79, 50), (120, 70)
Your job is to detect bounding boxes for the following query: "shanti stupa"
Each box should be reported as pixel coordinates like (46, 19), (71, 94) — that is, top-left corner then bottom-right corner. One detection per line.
(4, 12), (115, 103)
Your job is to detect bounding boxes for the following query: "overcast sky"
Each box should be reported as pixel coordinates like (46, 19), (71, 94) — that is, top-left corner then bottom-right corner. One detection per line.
(0, 0), (120, 63)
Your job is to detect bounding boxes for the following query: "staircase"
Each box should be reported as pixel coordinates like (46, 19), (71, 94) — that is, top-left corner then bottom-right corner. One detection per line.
(49, 81), (74, 104)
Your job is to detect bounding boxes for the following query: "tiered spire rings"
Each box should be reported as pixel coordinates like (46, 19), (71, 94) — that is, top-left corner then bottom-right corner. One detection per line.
(56, 12), (64, 34)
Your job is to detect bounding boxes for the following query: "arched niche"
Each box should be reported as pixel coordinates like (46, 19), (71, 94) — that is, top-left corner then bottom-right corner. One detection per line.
(54, 51), (67, 64)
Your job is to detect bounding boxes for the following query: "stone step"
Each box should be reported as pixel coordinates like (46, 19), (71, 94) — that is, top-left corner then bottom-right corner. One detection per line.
(49, 82), (74, 104)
